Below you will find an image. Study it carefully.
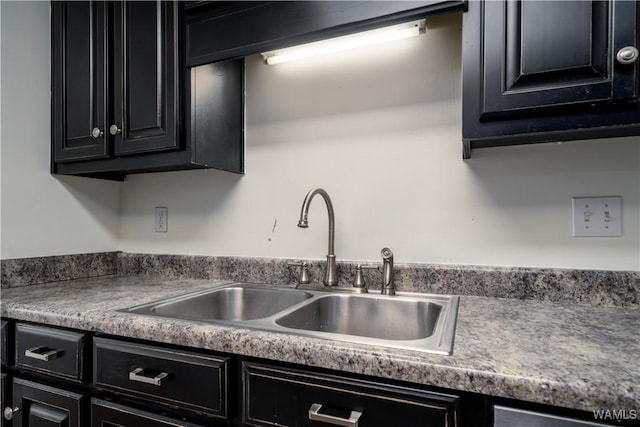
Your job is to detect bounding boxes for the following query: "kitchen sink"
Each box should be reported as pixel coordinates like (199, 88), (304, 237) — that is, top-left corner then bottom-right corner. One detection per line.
(123, 283), (459, 355)
(275, 294), (442, 340)
(128, 284), (313, 321)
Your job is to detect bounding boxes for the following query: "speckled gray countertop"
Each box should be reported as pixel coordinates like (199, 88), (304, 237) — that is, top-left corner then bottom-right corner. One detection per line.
(1, 275), (638, 413)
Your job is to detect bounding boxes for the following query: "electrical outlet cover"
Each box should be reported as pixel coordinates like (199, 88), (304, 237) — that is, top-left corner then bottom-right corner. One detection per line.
(155, 207), (168, 233)
(572, 196), (621, 237)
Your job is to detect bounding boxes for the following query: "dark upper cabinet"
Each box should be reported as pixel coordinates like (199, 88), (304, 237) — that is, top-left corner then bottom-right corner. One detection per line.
(52, 1), (108, 163)
(185, 1), (468, 66)
(483, 1), (637, 115)
(51, 1), (244, 180)
(52, 1), (178, 161)
(112, 1), (179, 156)
(462, 0), (640, 158)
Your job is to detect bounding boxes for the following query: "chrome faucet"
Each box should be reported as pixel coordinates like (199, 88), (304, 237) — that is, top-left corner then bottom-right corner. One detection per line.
(297, 188), (337, 286)
(380, 247), (395, 295)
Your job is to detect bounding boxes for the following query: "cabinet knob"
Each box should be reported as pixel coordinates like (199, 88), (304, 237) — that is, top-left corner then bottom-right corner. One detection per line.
(616, 46), (639, 65)
(91, 127), (103, 139)
(3, 407), (20, 420)
(109, 124), (122, 135)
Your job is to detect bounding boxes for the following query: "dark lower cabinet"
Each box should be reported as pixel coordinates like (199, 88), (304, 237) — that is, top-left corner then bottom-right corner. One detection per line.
(15, 323), (88, 384)
(91, 399), (207, 427)
(242, 362), (459, 426)
(1, 320), (10, 427)
(11, 378), (84, 427)
(2, 320), (634, 427)
(1, 374), (9, 427)
(462, 0), (640, 158)
(93, 337), (229, 420)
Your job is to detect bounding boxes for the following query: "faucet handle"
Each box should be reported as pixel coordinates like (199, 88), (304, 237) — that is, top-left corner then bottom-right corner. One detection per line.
(288, 262), (310, 285)
(380, 247), (395, 296)
(353, 264), (378, 293)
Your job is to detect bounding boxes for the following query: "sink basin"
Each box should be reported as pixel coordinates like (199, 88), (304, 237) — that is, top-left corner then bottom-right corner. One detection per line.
(128, 284), (313, 321)
(123, 283), (459, 355)
(276, 294), (441, 340)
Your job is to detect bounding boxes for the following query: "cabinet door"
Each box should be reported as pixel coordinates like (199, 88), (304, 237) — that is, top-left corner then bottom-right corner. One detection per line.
(462, 0), (640, 157)
(112, 1), (180, 156)
(481, 0), (637, 116)
(1, 374), (8, 427)
(52, 1), (109, 163)
(11, 378), (84, 427)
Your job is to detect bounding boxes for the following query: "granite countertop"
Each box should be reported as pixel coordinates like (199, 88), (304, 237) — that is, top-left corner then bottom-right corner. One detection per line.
(1, 275), (638, 413)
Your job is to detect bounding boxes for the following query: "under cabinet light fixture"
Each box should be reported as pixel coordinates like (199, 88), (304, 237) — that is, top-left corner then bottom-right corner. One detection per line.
(261, 19), (426, 65)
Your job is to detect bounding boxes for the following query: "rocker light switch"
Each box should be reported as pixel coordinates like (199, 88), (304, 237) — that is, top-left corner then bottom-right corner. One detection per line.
(572, 197), (621, 237)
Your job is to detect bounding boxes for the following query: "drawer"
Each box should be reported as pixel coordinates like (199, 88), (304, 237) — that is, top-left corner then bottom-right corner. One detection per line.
(94, 337), (229, 419)
(15, 323), (87, 382)
(242, 362), (459, 427)
(91, 398), (208, 427)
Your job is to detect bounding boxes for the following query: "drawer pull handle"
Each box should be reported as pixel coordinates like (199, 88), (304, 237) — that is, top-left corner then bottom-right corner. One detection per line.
(308, 403), (362, 427)
(25, 346), (61, 361)
(129, 367), (169, 386)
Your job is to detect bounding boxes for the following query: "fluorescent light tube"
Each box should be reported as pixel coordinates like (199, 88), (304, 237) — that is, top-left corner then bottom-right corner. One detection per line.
(261, 19), (426, 65)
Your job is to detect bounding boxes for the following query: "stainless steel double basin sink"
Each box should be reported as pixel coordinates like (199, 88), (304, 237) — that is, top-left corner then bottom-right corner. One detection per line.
(123, 283), (459, 355)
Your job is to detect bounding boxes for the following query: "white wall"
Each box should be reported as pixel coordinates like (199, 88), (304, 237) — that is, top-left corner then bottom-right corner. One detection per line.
(118, 14), (640, 271)
(0, 1), (120, 259)
(1, 5), (637, 270)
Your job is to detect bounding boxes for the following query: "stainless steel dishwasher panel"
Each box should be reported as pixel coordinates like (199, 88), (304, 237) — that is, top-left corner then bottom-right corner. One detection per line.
(494, 405), (617, 427)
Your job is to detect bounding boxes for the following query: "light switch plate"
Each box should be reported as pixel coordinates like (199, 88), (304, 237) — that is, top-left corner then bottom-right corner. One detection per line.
(155, 207), (168, 233)
(572, 196), (621, 237)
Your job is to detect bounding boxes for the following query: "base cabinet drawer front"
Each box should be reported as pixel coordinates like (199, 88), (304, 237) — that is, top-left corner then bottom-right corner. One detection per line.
(15, 323), (87, 382)
(94, 338), (229, 418)
(91, 398), (209, 427)
(242, 362), (459, 427)
(11, 377), (85, 427)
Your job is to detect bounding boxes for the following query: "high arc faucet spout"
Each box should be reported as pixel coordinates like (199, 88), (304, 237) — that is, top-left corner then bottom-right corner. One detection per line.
(297, 188), (337, 286)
